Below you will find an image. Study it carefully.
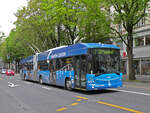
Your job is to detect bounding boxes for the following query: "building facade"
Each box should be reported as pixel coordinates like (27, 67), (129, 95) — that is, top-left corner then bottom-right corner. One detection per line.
(115, 22), (150, 77)
(113, 3), (150, 78)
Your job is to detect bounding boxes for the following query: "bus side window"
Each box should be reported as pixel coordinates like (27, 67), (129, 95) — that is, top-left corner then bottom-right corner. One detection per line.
(56, 59), (61, 70)
(53, 59), (56, 72)
(38, 61), (41, 70)
(87, 55), (93, 74)
(49, 60), (54, 72)
(59, 59), (63, 70)
(61, 58), (67, 70)
(81, 55), (87, 75)
(65, 57), (73, 71)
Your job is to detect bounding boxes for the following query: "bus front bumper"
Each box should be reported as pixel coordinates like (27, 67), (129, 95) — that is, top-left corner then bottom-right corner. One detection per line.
(86, 81), (123, 91)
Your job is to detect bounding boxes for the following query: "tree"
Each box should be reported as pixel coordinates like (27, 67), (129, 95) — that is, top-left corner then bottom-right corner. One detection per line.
(42, 0), (81, 45)
(1, 0), (112, 65)
(77, 0), (111, 43)
(105, 0), (150, 80)
(14, 0), (53, 51)
(0, 31), (5, 42)
(0, 41), (8, 63)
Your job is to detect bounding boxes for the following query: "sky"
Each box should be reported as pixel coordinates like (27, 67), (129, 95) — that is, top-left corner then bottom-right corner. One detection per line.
(0, 0), (28, 36)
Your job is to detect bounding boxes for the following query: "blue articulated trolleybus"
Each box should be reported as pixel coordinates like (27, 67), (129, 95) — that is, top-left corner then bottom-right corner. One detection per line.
(20, 43), (123, 91)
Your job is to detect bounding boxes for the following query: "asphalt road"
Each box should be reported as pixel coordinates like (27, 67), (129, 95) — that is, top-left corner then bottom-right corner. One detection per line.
(0, 74), (150, 113)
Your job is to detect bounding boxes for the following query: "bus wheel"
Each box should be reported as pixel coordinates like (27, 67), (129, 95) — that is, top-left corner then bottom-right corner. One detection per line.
(65, 79), (72, 90)
(39, 76), (43, 84)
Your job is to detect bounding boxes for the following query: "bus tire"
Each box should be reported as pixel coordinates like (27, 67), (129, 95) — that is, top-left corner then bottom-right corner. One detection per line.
(39, 76), (43, 84)
(65, 78), (72, 90)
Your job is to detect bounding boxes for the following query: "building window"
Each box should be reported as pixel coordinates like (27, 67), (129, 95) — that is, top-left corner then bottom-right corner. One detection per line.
(136, 17), (145, 27)
(146, 35), (150, 45)
(141, 60), (150, 75)
(141, 17), (145, 25)
(135, 37), (144, 47)
(121, 61), (127, 74)
(133, 60), (140, 75)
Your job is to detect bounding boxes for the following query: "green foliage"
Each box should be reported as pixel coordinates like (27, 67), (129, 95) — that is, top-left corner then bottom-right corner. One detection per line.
(0, 0), (112, 63)
(0, 30), (33, 63)
(106, 0), (149, 32)
(0, 32), (5, 42)
(77, 0), (111, 43)
(104, 0), (150, 80)
(0, 41), (7, 63)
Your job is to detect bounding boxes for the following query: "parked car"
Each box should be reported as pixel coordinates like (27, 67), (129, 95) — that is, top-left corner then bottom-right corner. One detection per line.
(1, 69), (6, 74)
(6, 69), (15, 76)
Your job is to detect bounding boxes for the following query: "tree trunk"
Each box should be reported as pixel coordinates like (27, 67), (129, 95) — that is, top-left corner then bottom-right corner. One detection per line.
(127, 31), (136, 80)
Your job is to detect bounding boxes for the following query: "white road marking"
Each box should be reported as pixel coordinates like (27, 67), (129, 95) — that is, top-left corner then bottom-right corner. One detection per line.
(8, 82), (19, 88)
(111, 88), (150, 96)
(8, 82), (12, 84)
(41, 86), (51, 90)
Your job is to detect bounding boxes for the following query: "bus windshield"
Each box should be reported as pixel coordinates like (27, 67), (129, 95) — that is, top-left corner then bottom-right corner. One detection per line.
(91, 48), (120, 76)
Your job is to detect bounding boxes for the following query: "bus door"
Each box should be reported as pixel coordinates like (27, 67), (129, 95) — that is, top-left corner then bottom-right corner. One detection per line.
(74, 55), (87, 88)
(33, 54), (38, 81)
(49, 59), (56, 84)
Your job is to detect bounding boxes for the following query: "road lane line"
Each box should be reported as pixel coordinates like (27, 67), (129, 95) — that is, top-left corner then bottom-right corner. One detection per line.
(56, 107), (67, 111)
(76, 96), (88, 100)
(70, 102), (79, 106)
(76, 99), (82, 101)
(8, 82), (19, 88)
(41, 86), (51, 90)
(56, 97), (84, 111)
(97, 101), (143, 113)
(111, 88), (150, 96)
(124, 85), (150, 90)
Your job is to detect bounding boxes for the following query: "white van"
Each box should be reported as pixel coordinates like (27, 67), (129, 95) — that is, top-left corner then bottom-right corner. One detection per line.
(1, 69), (6, 74)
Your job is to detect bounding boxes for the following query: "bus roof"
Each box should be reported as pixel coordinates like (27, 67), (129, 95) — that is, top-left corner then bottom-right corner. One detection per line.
(20, 43), (120, 63)
(46, 43), (119, 60)
(82, 43), (120, 49)
(20, 55), (33, 64)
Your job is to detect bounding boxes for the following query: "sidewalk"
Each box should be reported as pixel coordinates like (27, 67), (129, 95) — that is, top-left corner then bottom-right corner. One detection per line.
(136, 75), (150, 83)
(123, 74), (150, 83)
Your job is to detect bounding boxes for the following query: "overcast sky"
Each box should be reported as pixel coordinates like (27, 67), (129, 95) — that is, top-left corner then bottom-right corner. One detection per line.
(0, 0), (28, 36)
